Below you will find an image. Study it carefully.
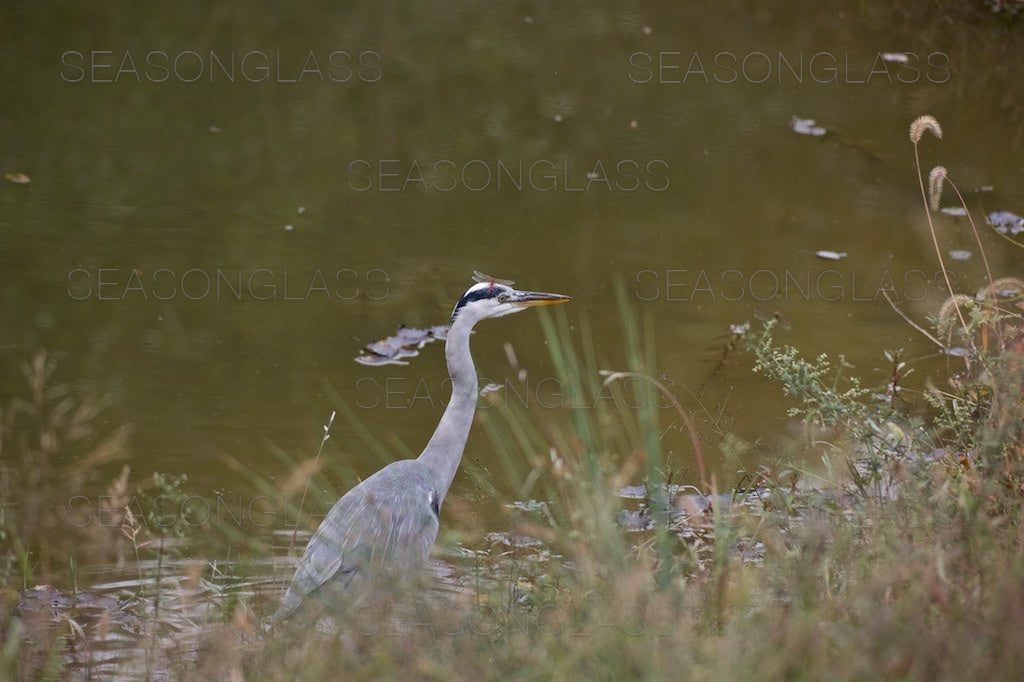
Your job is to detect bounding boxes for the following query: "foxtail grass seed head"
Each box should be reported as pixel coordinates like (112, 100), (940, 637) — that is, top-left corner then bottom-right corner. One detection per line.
(984, 277), (1024, 299)
(928, 166), (947, 212)
(909, 115), (943, 144)
(937, 294), (973, 338)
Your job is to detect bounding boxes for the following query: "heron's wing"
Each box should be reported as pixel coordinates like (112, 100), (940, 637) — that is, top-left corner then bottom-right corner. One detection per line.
(280, 495), (371, 610)
(275, 461), (440, 621)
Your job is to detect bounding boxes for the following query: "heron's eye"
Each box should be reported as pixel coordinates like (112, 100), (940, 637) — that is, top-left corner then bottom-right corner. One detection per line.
(497, 293), (510, 303)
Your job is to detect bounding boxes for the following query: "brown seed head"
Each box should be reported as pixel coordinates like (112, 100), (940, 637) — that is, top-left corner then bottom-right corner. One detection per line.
(909, 115), (943, 144)
(928, 166), (947, 212)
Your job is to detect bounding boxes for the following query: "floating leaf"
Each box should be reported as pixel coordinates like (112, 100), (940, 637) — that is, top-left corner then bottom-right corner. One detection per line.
(987, 211), (1024, 235)
(354, 352), (411, 367)
(617, 509), (654, 532)
(355, 324), (449, 365)
(504, 499), (549, 513)
(881, 52), (910, 64)
(18, 585), (139, 628)
(619, 485), (650, 500)
(617, 483), (689, 499)
(790, 116), (826, 136)
(485, 531), (543, 548)
(677, 493), (714, 519)
(479, 382), (503, 396)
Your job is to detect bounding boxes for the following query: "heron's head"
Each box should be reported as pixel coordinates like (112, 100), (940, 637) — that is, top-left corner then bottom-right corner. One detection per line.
(450, 277), (570, 327)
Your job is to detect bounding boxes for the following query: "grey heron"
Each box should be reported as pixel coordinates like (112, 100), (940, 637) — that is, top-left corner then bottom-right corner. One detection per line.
(274, 273), (570, 623)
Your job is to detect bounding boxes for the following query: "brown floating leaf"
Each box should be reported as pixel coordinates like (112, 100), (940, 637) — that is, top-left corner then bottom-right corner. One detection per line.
(355, 324), (449, 366)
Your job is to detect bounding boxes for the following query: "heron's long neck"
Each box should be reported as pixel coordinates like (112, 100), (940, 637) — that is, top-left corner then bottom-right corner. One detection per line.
(417, 316), (477, 504)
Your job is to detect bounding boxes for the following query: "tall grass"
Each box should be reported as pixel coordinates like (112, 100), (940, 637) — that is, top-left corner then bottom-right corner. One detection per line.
(251, 318), (1024, 681)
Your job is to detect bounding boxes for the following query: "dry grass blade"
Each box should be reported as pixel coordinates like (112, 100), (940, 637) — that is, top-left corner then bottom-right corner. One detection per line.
(881, 290), (944, 348)
(277, 457), (326, 502)
(599, 370), (707, 488)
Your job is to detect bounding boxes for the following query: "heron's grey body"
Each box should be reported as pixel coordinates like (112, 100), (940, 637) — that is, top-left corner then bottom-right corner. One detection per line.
(274, 274), (569, 623)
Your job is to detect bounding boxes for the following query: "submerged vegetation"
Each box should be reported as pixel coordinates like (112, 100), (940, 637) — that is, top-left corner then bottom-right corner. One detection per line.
(3, 115), (1024, 679)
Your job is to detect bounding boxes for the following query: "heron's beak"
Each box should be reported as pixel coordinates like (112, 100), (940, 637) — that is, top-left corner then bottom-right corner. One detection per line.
(512, 290), (572, 307)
